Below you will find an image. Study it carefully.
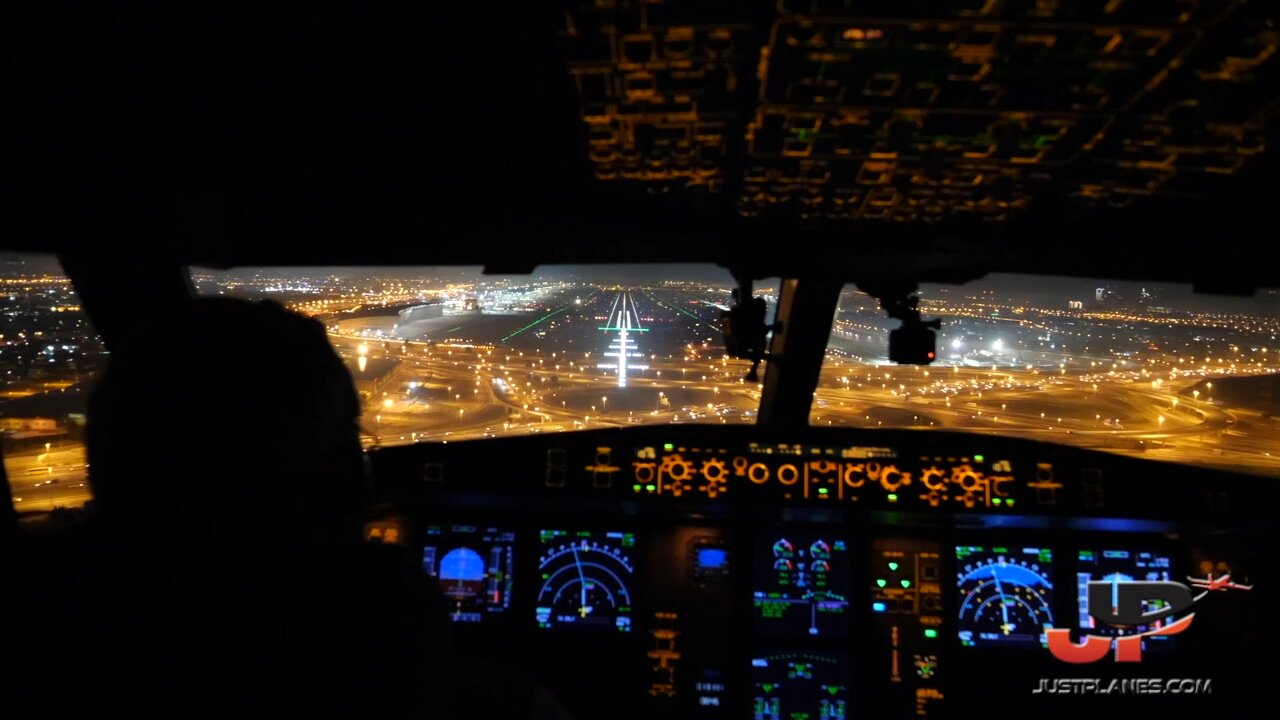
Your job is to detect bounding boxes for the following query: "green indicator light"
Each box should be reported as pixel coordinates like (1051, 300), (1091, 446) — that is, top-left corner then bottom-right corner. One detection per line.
(924, 628), (938, 639)
(633, 484), (641, 492)
(901, 579), (912, 588)
(1007, 499), (1016, 507)
(663, 443), (674, 451)
(888, 562), (899, 571)
(887, 493), (898, 502)
(993, 497), (1002, 505)
(876, 579), (887, 588)
(645, 484), (656, 491)
(974, 454), (984, 462)
(818, 487), (828, 495)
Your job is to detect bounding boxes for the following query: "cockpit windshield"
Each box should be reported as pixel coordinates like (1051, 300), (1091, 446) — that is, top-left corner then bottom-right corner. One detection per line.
(9, 256), (1277, 521)
(1, 254), (103, 512)
(819, 276), (1280, 477)
(192, 265), (773, 446)
(193, 266), (1280, 476)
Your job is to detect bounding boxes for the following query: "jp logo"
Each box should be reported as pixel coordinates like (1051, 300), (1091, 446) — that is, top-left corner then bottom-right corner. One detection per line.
(1047, 575), (1250, 663)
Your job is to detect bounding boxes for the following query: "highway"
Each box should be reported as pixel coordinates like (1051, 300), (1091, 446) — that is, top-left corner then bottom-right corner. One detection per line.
(6, 445), (93, 512)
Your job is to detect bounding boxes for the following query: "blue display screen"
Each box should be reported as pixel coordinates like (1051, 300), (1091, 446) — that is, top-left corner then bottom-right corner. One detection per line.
(956, 545), (1054, 648)
(698, 547), (728, 569)
(535, 529), (636, 632)
(423, 525), (516, 623)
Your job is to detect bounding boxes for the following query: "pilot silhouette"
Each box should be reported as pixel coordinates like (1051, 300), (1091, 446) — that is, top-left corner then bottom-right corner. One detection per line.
(22, 297), (574, 719)
(24, 298), (456, 715)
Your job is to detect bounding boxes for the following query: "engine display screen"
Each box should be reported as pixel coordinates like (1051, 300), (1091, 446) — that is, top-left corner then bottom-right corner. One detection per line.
(751, 652), (848, 720)
(535, 529), (636, 632)
(956, 545), (1054, 648)
(754, 533), (850, 636)
(422, 525), (516, 623)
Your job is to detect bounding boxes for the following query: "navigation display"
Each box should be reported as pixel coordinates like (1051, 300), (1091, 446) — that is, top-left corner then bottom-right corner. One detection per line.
(751, 652), (848, 720)
(1078, 548), (1175, 641)
(535, 529), (636, 632)
(422, 525), (516, 623)
(956, 545), (1054, 648)
(754, 533), (850, 636)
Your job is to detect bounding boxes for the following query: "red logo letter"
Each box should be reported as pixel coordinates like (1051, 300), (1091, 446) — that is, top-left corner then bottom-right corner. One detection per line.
(1047, 630), (1112, 663)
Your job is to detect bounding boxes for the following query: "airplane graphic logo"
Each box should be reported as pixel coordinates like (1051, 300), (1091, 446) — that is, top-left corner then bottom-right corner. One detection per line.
(1047, 574), (1251, 663)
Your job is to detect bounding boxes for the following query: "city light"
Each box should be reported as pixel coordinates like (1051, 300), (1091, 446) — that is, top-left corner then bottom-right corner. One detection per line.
(10, 261), (1280, 517)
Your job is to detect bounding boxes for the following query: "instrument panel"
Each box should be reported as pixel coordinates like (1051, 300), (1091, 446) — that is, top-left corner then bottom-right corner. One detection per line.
(561, 0), (1280, 223)
(754, 533), (850, 637)
(366, 427), (1274, 719)
(536, 529), (636, 632)
(422, 524), (516, 623)
(955, 544), (1054, 648)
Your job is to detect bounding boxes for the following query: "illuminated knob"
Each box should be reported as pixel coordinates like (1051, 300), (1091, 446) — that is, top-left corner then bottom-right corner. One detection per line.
(878, 465), (909, 492)
(920, 467), (946, 491)
(953, 466), (981, 492)
(662, 455), (694, 482)
(700, 458), (728, 483)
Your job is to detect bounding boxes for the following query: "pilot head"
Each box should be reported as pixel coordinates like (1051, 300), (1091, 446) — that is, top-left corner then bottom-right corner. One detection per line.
(86, 297), (365, 544)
